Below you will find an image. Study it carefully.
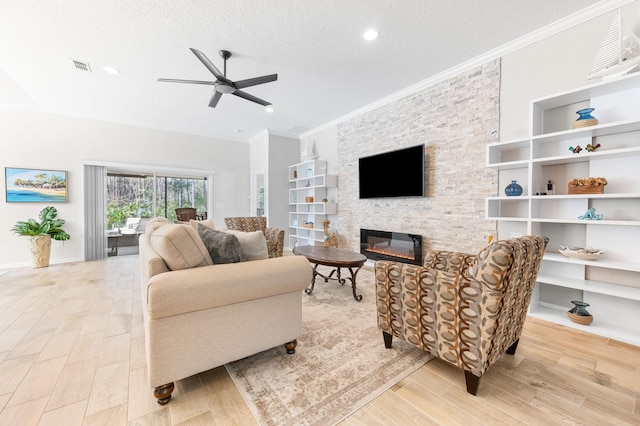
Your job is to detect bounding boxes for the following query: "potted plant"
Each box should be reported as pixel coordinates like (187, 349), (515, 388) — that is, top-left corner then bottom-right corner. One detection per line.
(11, 206), (70, 268)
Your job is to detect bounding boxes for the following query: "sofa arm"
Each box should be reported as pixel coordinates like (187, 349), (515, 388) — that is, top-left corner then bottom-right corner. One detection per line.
(146, 255), (311, 319)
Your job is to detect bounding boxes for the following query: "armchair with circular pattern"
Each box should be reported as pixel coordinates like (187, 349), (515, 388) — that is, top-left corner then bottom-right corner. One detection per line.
(375, 235), (548, 395)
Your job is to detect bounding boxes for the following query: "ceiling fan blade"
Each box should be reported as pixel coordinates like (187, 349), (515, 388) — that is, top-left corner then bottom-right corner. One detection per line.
(233, 90), (271, 106)
(209, 91), (222, 108)
(190, 48), (225, 79)
(234, 74), (278, 90)
(158, 78), (214, 85)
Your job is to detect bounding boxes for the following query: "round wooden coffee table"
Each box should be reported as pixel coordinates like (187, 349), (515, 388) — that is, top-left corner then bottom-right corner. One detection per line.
(292, 245), (367, 301)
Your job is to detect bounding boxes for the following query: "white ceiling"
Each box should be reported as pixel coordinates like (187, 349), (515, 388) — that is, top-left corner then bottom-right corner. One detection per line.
(0, 0), (609, 143)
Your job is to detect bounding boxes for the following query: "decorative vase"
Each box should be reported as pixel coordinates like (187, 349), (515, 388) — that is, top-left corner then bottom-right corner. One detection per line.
(28, 235), (51, 268)
(567, 300), (593, 325)
(572, 108), (599, 129)
(505, 180), (523, 196)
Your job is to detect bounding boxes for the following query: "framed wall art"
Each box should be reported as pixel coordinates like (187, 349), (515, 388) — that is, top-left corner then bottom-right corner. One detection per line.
(5, 167), (67, 203)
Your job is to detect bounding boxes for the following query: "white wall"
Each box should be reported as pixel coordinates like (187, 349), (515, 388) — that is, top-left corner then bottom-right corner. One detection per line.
(1, 110), (249, 267)
(500, 2), (640, 140)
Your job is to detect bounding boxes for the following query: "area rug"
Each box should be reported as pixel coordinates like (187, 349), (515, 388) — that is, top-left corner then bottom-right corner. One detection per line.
(225, 266), (433, 426)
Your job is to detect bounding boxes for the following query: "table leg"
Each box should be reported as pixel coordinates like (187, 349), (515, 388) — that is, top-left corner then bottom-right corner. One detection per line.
(305, 263), (320, 295)
(348, 266), (363, 302)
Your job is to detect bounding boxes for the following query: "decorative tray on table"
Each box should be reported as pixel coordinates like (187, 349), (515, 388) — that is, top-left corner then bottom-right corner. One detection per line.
(559, 246), (605, 260)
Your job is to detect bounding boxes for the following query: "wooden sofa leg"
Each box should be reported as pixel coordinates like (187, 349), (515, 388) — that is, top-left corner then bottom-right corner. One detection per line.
(154, 382), (174, 405)
(285, 339), (297, 354)
(464, 371), (481, 395)
(382, 331), (393, 348)
(506, 338), (520, 355)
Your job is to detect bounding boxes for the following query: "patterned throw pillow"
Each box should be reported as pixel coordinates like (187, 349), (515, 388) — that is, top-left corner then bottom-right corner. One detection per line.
(197, 224), (246, 264)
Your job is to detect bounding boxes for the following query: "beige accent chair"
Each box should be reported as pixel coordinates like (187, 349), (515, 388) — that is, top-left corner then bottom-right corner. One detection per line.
(224, 216), (284, 258)
(375, 235), (547, 395)
(139, 219), (311, 404)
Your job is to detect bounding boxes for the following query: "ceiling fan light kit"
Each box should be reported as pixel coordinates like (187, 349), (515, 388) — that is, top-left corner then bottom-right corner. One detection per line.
(158, 48), (277, 109)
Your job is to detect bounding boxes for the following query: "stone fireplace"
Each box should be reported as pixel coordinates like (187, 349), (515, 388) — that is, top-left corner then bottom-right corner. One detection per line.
(360, 228), (423, 265)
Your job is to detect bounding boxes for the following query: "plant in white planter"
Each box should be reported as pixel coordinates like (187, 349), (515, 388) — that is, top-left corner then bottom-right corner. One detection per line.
(11, 206), (70, 268)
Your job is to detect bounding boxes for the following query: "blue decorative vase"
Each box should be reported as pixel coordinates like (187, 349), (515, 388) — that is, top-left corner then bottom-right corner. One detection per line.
(505, 180), (523, 197)
(573, 108), (598, 128)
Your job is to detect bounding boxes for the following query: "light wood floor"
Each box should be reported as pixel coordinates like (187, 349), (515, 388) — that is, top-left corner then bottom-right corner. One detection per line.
(0, 255), (638, 425)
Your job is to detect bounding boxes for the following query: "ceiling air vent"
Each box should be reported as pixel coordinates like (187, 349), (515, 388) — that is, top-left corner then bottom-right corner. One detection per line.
(71, 59), (91, 72)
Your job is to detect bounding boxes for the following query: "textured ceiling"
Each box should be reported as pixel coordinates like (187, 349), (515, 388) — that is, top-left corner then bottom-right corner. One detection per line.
(0, 0), (608, 143)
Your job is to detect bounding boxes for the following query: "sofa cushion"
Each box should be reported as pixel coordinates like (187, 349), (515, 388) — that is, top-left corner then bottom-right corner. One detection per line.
(198, 224), (246, 264)
(150, 223), (213, 270)
(225, 230), (269, 261)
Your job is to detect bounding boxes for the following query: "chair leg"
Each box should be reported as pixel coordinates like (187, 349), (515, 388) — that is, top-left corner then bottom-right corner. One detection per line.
(382, 331), (393, 348)
(464, 371), (481, 395)
(506, 338), (520, 355)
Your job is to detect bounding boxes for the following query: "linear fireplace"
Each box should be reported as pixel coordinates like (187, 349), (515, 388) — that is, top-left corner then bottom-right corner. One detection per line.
(360, 228), (423, 265)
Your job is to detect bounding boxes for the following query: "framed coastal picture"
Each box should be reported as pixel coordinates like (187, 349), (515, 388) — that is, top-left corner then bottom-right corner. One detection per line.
(5, 167), (68, 203)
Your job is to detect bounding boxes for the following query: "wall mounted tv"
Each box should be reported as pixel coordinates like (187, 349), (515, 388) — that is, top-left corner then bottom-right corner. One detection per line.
(359, 144), (425, 199)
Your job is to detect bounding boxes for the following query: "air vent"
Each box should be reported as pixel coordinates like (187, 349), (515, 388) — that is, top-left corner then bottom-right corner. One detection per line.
(71, 59), (91, 72)
(286, 126), (309, 135)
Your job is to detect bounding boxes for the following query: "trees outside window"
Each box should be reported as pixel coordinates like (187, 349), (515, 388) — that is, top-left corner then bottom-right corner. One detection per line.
(107, 173), (207, 227)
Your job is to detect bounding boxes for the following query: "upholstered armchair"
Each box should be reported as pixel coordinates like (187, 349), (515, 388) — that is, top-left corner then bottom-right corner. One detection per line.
(224, 217), (284, 258)
(375, 235), (548, 395)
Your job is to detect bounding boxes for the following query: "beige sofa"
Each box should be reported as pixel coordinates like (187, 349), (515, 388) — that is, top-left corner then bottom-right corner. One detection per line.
(139, 220), (311, 404)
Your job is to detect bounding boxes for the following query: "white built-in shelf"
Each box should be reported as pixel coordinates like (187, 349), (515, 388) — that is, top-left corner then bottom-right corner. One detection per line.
(488, 72), (640, 345)
(288, 160), (337, 247)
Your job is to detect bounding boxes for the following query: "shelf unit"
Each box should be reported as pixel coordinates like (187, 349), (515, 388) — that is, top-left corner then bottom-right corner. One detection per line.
(486, 72), (640, 346)
(288, 160), (337, 248)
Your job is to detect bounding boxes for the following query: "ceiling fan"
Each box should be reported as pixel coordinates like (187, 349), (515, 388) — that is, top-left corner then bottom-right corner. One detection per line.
(158, 48), (277, 108)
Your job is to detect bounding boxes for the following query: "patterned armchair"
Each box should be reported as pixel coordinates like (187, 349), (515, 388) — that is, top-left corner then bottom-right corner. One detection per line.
(224, 217), (284, 258)
(375, 235), (548, 395)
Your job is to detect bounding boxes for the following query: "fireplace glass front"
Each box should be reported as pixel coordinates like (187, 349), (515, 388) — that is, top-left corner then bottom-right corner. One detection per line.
(360, 228), (422, 265)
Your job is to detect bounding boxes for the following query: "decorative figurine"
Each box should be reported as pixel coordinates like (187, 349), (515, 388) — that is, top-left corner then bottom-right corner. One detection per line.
(586, 143), (601, 152)
(578, 207), (603, 220)
(322, 219), (339, 248)
(569, 145), (582, 154)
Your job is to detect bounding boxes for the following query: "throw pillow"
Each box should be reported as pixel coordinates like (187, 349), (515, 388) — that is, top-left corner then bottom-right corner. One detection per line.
(149, 223), (213, 270)
(189, 219), (215, 232)
(225, 230), (269, 261)
(198, 224), (246, 264)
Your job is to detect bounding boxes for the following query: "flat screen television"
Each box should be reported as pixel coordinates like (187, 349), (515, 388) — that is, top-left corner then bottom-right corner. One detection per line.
(359, 144), (425, 199)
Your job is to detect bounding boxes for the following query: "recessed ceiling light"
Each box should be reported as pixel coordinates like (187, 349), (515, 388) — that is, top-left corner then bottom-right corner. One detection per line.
(103, 66), (120, 75)
(363, 29), (379, 41)
(265, 106), (274, 113)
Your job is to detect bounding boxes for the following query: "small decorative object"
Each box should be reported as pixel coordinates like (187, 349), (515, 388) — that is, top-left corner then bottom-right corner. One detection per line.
(572, 108), (599, 129)
(504, 180), (523, 197)
(567, 300), (593, 325)
(305, 196), (314, 202)
(322, 219), (339, 248)
(293, 170), (297, 179)
(306, 168), (313, 177)
(546, 180), (555, 195)
(321, 198), (328, 202)
(586, 143), (601, 152)
(568, 177), (607, 194)
(559, 246), (605, 260)
(11, 206), (71, 268)
(578, 207), (603, 220)
(303, 221), (314, 229)
(569, 145), (582, 154)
